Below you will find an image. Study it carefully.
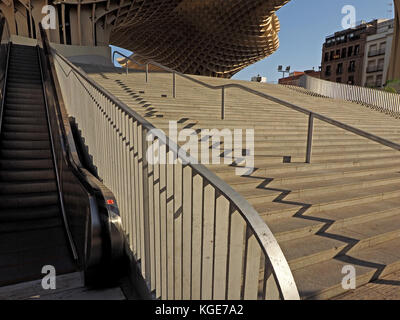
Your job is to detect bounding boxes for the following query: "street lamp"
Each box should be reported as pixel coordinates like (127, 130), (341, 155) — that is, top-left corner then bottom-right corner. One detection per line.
(278, 65), (291, 78)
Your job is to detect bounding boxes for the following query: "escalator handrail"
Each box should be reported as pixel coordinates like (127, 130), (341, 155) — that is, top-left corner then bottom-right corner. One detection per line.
(38, 26), (124, 267)
(36, 44), (79, 262)
(0, 17), (10, 141)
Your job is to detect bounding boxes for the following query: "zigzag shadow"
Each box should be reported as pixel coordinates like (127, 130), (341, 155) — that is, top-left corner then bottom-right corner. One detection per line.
(115, 79), (165, 118)
(241, 172), (388, 283)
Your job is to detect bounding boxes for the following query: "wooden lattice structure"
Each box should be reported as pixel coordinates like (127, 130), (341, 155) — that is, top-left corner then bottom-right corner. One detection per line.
(0, 0), (289, 77)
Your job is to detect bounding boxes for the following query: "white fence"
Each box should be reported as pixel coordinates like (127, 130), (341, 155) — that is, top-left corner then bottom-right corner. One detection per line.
(295, 75), (400, 118)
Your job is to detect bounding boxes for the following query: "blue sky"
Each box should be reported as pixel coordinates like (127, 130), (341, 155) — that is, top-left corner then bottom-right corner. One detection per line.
(111, 0), (395, 82)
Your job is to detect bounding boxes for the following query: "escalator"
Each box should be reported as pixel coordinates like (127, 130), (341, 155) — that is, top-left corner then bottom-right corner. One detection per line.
(0, 44), (76, 286)
(0, 23), (125, 291)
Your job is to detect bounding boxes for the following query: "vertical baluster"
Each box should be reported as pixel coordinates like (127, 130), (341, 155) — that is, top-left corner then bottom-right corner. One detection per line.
(166, 151), (175, 299)
(153, 138), (162, 298)
(226, 208), (245, 299)
(182, 165), (193, 299)
(242, 227), (262, 300)
(201, 183), (216, 299)
(213, 195), (230, 299)
(159, 146), (168, 299)
(174, 159), (183, 299)
(191, 174), (203, 300)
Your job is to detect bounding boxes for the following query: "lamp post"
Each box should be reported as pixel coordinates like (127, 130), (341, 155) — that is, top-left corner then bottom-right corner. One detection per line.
(278, 65), (291, 79)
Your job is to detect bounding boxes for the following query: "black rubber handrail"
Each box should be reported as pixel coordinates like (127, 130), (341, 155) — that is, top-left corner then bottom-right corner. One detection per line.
(0, 17), (10, 141)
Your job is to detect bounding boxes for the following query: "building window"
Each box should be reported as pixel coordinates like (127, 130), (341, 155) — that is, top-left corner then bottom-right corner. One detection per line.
(330, 51), (334, 60)
(324, 52), (329, 62)
(348, 76), (354, 85)
(348, 60), (356, 72)
(341, 47), (347, 58)
(336, 63), (343, 75)
(366, 75), (374, 87)
(377, 58), (384, 71)
(348, 46), (353, 56)
(325, 65), (332, 76)
(354, 45), (360, 55)
(335, 49), (341, 59)
(376, 74), (383, 87)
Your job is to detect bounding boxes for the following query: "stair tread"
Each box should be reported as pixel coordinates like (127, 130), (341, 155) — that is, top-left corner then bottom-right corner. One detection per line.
(293, 237), (400, 299)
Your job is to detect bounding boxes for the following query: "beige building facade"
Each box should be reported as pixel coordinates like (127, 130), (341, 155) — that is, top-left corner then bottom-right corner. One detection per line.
(362, 19), (394, 87)
(388, 0), (400, 81)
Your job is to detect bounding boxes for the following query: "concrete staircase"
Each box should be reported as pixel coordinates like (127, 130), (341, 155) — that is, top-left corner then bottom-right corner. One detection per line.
(80, 65), (400, 300)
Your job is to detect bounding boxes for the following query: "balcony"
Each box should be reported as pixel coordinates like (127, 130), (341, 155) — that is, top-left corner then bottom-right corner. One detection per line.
(368, 48), (386, 57)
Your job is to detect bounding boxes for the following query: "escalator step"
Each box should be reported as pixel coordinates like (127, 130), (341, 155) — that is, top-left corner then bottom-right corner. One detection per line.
(0, 192), (59, 209)
(0, 180), (57, 194)
(1, 140), (50, 150)
(0, 149), (52, 159)
(0, 206), (60, 222)
(0, 159), (53, 170)
(0, 169), (54, 181)
(5, 97), (44, 105)
(1, 132), (49, 141)
(0, 217), (62, 234)
(4, 104), (44, 112)
(3, 116), (47, 125)
(1, 124), (48, 133)
(4, 110), (46, 118)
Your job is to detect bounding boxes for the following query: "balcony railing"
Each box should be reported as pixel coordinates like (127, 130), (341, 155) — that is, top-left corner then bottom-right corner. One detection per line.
(368, 48), (386, 57)
(366, 65), (384, 73)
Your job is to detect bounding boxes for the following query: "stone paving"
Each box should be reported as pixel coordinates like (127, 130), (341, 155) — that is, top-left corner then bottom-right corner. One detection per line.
(335, 270), (400, 300)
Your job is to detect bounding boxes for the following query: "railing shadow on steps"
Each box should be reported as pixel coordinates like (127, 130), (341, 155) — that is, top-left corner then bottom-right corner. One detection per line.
(113, 51), (400, 164)
(51, 47), (300, 300)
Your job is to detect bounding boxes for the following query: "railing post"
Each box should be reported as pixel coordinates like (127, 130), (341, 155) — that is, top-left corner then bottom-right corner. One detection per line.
(306, 113), (314, 163)
(145, 63), (148, 83)
(221, 86), (225, 120)
(141, 127), (152, 285)
(172, 71), (176, 98)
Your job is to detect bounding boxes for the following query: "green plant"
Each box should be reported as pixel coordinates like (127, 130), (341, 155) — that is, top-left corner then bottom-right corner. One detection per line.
(384, 79), (400, 94)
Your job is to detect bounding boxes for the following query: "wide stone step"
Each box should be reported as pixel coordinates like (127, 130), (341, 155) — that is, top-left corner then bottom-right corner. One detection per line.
(293, 237), (400, 300)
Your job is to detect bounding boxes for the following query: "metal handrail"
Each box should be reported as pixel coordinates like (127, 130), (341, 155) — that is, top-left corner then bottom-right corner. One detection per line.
(113, 50), (400, 163)
(56, 49), (300, 300)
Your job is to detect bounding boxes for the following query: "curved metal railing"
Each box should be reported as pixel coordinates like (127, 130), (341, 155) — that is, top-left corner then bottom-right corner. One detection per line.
(113, 50), (400, 164)
(55, 49), (300, 300)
